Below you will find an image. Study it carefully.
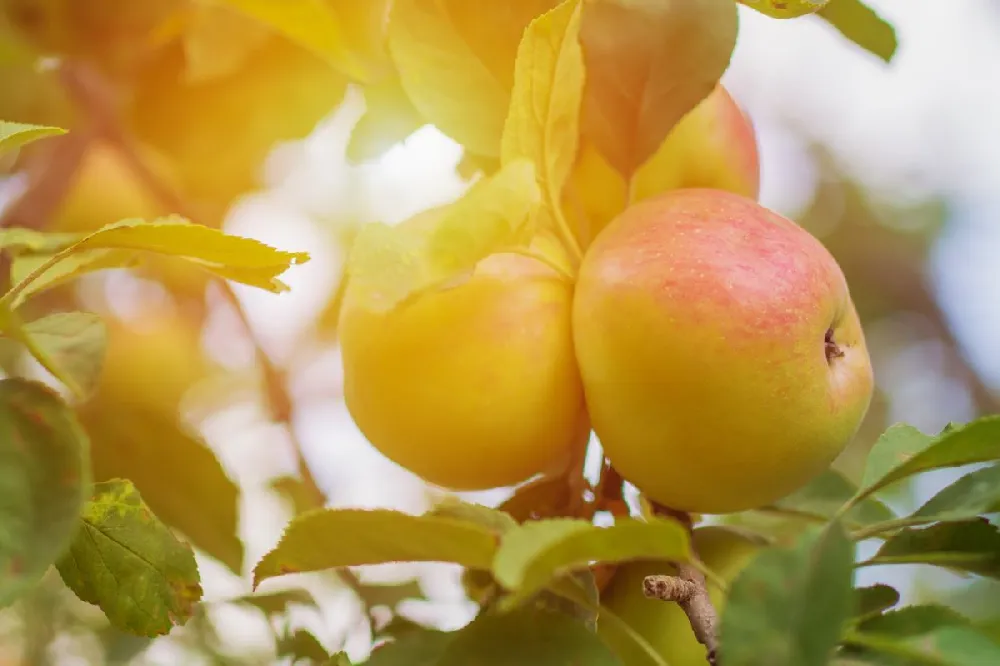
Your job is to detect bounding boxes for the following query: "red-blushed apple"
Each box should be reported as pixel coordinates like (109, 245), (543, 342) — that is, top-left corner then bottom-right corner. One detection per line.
(339, 232), (587, 491)
(572, 188), (874, 514)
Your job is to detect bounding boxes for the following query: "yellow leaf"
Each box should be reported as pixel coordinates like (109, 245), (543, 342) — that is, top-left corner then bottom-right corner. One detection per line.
(0, 121), (66, 154)
(1, 217), (309, 308)
(180, 3), (271, 83)
(501, 0), (585, 254)
(387, 0), (559, 157)
(217, 0), (371, 81)
(345, 159), (542, 313)
(10, 250), (140, 308)
(580, 0), (738, 177)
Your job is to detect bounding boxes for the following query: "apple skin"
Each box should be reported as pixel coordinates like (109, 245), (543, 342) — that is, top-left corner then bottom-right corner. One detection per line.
(569, 85), (759, 241)
(599, 526), (763, 666)
(339, 246), (586, 491)
(572, 188), (874, 514)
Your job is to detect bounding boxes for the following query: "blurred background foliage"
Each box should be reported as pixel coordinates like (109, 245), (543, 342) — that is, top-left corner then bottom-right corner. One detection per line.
(0, 0), (998, 664)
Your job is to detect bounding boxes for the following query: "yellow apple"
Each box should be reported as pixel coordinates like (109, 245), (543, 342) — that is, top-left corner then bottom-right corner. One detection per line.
(339, 238), (586, 491)
(599, 526), (764, 666)
(567, 85), (760, 241)
(573, 188), (874, 514)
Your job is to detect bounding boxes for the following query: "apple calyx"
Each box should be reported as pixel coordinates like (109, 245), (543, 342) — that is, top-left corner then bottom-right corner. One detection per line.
(825, 328), (845, 361)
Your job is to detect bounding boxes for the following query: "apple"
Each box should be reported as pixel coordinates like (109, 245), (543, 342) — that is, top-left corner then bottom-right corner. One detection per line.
(599, 526), (764, 666)
(572, 188), (874, 514)
(567, 85), (760, 242)
(339, 237), (586, 491)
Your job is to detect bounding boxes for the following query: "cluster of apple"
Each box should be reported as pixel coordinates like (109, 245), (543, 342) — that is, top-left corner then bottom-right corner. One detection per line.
(338, 84), (874, 520)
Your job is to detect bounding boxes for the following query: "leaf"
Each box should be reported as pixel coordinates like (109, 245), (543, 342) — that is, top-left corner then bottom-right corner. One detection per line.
(1, 216), (310, 308)
(328, 653), (353, 666)
(492, 517), (689, 605)
(277, 629), (329, 662)
(0, 228), (79, 255)
(225, 588), (317, 618)
(55, 479), (203, 637)
(345, 160), (541, 313)
(500, 0), (584, 235)
(426, 496), (518, 535)
(387, 0), (558, 157)
(768, 468), (896, 526)
(438, 607), (621, 666)
(910, 463), (1000, 523)
(217, 0), (372, 81)
(848, 605), (1000, 666)
(19, 312), (108, 399)
(579, 0), (738, 176)
(9, 250), (140, 307)
(818, 0), (898, 63)
(499, 476), (573, 522)
(854, 584), (900, 622)
(366, 628), (455, 666)
(854, 417), (1000, 504)
(718, 521), (856, 666)
(862, 519), (1000, 579)
(357, 580), (424, 610)
(0, 379), (90, 607)
(347, 73), (426, 164)
(179, 3), (271, 83)
(253, 508), (499, 588)
(859, 424), (936, 491)
(81, 402), (244, 575)
(0, 120), (66, 154)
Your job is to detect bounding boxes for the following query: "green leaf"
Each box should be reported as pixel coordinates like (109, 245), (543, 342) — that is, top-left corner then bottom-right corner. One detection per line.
(224, 588), (317, 618)
(277, 628), (329, 662)
(861, 519), (1000, 578)
(910, 464), (1000, 523)
(859, 424), (936, 491)
(719, 521), (856, 666)
(328, 652), (353, 666)
(1, 216), (310, 308)
(347, 73), (426, 164)
(501, 0), (584, 236)
(55, 479), (203, 637)
(441, 607), (621, 665)
(253, 508), (500, 588)
(0, 379), (90, 607)
(9, 250), (140, 307)
(369, 606), (620, 665)
(345, 160), (541, 313)
(366, 628), (454, 666)
(848, 605), (1000, 666)
(854, 417), (1000, 504)
(854, 584), (900, 622)
(217, 0), (372, 81)
(580, 0), (738, 176)
(0, 120), (66, 154)
(492, 517), (689, 605)
(426, 496), (518, 535)
(357, 579), (424, 610)
(18, 312), (108, 399)
(81, 402), (243, 575)
(768, 468), (896, 526)
(818, 0), (898, 63)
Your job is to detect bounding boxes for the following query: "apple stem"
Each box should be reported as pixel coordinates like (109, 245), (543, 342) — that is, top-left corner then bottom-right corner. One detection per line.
(644, 505), (721, 665)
